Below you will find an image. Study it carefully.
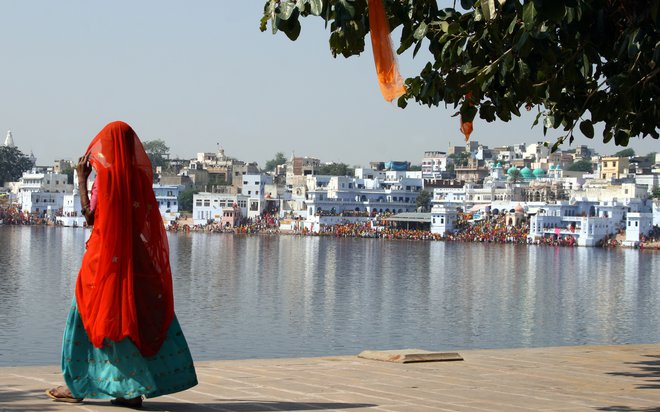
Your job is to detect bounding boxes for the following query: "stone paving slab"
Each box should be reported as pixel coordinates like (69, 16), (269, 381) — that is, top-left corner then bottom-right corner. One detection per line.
(1, 344), (658, 412)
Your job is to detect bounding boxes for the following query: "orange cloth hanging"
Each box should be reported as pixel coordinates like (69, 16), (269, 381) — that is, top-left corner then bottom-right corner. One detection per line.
(76, 121), (174, 357)
(460, 119), (473, 142)
(369, 0), (406, 102)
(460, 92), (474, 141)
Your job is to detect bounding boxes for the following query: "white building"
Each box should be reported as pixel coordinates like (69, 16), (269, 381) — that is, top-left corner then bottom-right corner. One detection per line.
(18, 191), (64, 215)
(16, 170), (71, 194)
(153, 184), (182, 223)
(430, 204), (459, 235)
(14, 169), (72, 215)
(192, 192), (248, 225)
(421, 151), (448, 178)
(624, 213), (654, 246)
(297, 173), (424, 233)
(527, 201), (626, 246)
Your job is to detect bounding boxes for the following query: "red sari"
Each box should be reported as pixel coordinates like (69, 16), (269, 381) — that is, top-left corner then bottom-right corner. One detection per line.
(75, 121), (174, 357)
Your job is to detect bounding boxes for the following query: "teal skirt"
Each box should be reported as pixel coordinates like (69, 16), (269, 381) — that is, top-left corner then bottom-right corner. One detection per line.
(61, 299), (198, 399)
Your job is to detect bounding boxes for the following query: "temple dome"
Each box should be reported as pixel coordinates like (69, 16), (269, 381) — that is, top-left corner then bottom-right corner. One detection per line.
(532, 167), (546, 177)
(520, 166), (534, 179)
(507, 166), (518, 175)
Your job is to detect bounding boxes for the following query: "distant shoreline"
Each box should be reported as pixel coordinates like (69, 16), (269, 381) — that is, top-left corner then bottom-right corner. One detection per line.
(1, 218), (658, 250)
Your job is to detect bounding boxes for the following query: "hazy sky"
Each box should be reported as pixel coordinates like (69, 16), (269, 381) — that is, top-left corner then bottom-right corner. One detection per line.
(1, 1), (656, 168)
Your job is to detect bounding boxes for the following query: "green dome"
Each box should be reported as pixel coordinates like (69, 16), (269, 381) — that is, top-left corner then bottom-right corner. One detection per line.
(533, 167), (546, 177)
(507, 166), (518, 175)
(520, 166), (533, 179)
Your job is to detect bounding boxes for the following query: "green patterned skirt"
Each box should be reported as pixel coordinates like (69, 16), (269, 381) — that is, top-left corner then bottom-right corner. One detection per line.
(62, 299), (198, 399)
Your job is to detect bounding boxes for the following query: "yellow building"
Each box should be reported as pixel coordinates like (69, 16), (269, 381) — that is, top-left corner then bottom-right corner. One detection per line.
(600, 156), (629, 180)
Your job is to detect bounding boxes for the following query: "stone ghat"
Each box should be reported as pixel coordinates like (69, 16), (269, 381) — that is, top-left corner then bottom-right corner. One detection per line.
(1, 344), (658, 411)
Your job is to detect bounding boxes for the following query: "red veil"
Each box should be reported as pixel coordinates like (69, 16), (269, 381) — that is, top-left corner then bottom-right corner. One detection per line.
(75, 121), (174, 357)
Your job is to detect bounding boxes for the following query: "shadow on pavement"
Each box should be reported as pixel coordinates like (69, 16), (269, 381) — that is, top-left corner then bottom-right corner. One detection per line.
(606, 354), (660, 389)
(89, 400), (377, 411)
(0, 387), (67, 412)
(598, 354), (660, 412)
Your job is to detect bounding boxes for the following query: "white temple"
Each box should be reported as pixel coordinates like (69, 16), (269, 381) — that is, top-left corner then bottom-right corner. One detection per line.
(4, 130), (15, 147)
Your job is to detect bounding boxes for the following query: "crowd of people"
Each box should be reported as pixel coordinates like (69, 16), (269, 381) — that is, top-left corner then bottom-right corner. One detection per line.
(0, 206), (50, 225)
(4, 204), (659, 249)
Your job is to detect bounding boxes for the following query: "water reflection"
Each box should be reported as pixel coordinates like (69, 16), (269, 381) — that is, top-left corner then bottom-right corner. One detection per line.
(1, 226), (659, 366)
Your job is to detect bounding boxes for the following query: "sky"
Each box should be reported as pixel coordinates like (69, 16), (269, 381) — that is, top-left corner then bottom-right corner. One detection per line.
(1, 1), (657, 169)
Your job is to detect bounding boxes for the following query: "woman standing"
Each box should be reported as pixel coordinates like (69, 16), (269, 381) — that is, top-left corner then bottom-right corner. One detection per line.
(46, 121), (197, 407)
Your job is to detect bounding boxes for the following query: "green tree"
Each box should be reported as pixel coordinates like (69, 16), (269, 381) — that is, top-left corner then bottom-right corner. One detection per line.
(449, 151), (470, 167)
(651, 185), (660, 199)
(416, 189), (432, 211)
(0, 146), (33, 186)
(178, 188), (199, 212)
(61, 164), (75, 184)
(264, 152), (287, 172)
(614, 148), (635, 157)
(508, 168), (522, 184)
(409, 164), (422, 171)
(644, 152), (657, 163)
(566, 159), (593, 172)
(142, 139), (170, 171)
(262, 0), (659, 149)
(319, 162), (353, 176)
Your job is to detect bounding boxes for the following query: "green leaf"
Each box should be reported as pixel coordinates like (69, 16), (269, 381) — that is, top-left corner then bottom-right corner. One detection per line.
(579, 120), (594, 139)
(439, 21), (449, 33)
(337, 0), (356, 19)
(278, 1), (296, 20)
(414, 22), (427, 41)
(522, 2), (536, 29)
(285, 18), (302, 41)
(580, 53), (590, 78)
(309, 0), (322, 16)
(479, 103), (497, 122)
(544, 115), (554, 129)
(480, 0), (496, 20)
(507, 16), (518, 35)
(413, 40), (423, 58)
(447, 22), (460, 35)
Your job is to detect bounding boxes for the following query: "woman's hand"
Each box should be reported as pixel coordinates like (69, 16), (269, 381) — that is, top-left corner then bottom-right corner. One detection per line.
(76, 153), (92, 182)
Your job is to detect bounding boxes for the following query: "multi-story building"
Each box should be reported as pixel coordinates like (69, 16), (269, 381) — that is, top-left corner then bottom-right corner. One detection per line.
(192, 192), (248, 225)
(421, 151), (448, 178)
(600, 156), (630, 180)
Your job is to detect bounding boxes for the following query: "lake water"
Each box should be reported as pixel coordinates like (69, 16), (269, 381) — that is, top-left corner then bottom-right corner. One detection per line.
(1, 225), (659, 366)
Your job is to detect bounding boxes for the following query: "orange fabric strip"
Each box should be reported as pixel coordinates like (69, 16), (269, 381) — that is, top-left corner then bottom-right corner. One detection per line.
(369, 0), (406, 102)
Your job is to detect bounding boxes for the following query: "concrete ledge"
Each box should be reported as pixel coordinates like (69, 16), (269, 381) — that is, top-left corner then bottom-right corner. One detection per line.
(358, 349), (464, 363)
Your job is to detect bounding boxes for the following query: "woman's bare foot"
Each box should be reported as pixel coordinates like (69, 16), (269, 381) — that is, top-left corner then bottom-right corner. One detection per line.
(45, 385), (83, 403)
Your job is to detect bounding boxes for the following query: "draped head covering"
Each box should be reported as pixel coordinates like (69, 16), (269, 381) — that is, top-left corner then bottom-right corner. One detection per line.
(75, 121), (174, 357)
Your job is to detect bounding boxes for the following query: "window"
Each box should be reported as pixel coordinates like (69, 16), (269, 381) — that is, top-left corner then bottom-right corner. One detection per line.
(203, 200), (210, 206)
(196, 199), (202, 206)
(255, 190), (259, 195)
